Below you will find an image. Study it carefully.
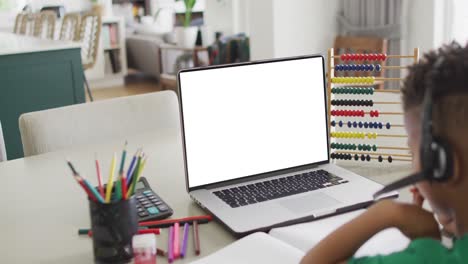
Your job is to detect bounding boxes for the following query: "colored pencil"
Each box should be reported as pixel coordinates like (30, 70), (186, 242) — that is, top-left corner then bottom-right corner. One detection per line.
(127, 154), (142, 197)
(83, 178), (105, 203)
(120, 142), (128, 200)
(86, 228), (161, 237)
(105, 153), (117, 203)
(181, 222), (189, 258)
(139, 215), (213, 228)
(74, 175), (97, 202)
(114, 142), (127, 201)
(119, 141), (128, 173)
(95, 154), (105, 198)
(67, 160), (100, 202)
(78, 226), (154, 235)
(168, 226), (174, 263)
(173, 222), (180, 258)
(120, 171), (127, 200)
(126, 149), (140, 185)
(193, 221), (200, 255)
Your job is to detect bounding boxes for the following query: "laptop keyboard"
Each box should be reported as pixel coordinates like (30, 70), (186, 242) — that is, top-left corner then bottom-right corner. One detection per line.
(213, 169), (349, 208)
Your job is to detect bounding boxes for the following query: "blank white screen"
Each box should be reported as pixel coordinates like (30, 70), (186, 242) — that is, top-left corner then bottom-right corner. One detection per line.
(179, 57), (329, 188)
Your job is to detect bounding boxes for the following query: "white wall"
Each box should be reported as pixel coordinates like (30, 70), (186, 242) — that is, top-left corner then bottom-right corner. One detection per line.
(204, 0), (234, 35)
(245, 0), (275, 60)
(273, 0), (339, 58)
(28, 0), (91, 12)
(405, 0), (453, 55)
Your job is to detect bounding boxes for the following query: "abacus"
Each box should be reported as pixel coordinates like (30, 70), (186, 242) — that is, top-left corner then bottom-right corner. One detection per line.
(327, 48), (420, 163)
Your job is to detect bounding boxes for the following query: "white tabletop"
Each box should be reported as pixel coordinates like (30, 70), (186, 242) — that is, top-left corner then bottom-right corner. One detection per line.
(0, 129), (412, 263)
(0, 32), (80, 56)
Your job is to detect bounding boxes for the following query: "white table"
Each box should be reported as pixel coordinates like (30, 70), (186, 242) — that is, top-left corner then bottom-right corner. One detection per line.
(0, 130), (412, 263)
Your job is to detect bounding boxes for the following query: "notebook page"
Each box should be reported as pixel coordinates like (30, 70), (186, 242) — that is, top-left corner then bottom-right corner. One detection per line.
(189, 232), (304, 264)
(269, 210), (410, 258)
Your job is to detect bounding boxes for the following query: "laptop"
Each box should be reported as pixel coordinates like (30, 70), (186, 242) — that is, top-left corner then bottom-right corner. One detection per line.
(177, 55), (393, 236)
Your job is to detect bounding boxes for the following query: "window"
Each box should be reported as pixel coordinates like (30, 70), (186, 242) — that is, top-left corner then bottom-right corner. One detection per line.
(0, 0), (26, 11)
(451, 0), (468, 44)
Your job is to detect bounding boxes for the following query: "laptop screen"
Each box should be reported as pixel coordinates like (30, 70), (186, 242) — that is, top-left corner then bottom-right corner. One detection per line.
(179, 56), (329, 189)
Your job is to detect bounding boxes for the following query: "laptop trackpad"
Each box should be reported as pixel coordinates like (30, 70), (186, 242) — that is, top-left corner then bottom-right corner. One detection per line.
(279, 192), (341, 215)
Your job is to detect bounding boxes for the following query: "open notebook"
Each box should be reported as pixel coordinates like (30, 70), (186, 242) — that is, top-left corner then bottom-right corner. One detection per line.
(190, 210), (410, 264)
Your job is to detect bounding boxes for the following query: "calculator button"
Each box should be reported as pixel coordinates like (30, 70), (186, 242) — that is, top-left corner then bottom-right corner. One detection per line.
(141, 200), (150, 205)
(143, 190), (152, 195)
(150, 198), (159, 202)
(137, 208), (144, 212)
(143, 203), (153, 208)
(147, 195), (156, 199)
(147, 207), (159, 215)
(157, 205), (169, 212)
(136, 195), (145, 200)
(153, 201), (163, 205)
(139, 212), (149, 217)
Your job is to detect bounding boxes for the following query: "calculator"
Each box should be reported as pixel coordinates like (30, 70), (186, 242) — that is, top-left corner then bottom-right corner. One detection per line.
(134, 177), (173, 221)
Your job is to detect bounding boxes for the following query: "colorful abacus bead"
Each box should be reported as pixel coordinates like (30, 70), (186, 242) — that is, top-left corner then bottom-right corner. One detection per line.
(378, 155), (383, 162)
(375, 64), (382, 72)
(372, 145), (377, 151)
(347, 121), (352, 128)
(388, 156), (393, 163)
(360, 154), (366, 161)
(386, 123), (391, 129)
(353, 121), (357, 128)
(354, 154), (359, 161)
(366, 155), (371, 161)
(331, 120), (336, 127)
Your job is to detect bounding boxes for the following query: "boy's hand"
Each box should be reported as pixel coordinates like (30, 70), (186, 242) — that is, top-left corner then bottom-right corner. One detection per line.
(394, 202), (441, 240)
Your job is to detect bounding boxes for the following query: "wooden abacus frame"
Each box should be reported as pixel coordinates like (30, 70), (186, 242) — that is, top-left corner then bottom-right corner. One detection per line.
(327, 48), (420, 163)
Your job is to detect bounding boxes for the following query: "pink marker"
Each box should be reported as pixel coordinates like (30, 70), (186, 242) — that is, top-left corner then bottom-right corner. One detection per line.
(173, 222), (180, 258)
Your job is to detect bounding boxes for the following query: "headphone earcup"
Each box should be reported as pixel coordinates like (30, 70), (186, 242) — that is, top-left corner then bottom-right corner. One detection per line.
(429, 138), (453, 182)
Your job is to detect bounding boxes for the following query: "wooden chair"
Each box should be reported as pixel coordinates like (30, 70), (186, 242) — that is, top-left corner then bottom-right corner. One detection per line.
(59, 13), (81, 41)
(333, 36), (388, 90)
(33, 11), (56, 39)
(19, 13), (37, 36)
(76, 11), (102, 102)
(13, 13), (26, 34)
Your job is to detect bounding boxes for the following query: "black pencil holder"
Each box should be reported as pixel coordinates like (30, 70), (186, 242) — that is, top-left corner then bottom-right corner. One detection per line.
(89, 196), (138, 264)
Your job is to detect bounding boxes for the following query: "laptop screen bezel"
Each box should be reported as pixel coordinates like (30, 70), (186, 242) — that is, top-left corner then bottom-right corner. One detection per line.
(177, 54), (330, 192)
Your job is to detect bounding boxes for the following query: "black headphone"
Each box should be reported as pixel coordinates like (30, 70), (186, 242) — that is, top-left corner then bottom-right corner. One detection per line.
(373, 57), (454, 198)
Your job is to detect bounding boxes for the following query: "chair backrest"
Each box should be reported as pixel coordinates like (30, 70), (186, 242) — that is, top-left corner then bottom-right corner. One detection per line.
(13, 13), (26, 34)
(19, 91), (180, 157)
(333, 35), (388, 89)
(59, 13), (81, 41)
(76, 11), (102, 70)
(33, 11), (56, 39)
(0, 121), (6, 162)
(19, 13), (37, 36)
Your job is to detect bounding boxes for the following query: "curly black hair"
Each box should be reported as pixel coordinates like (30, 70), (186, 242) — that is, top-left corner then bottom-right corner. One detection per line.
(402, 42), (468, 110)
(402, 42), (468, 138)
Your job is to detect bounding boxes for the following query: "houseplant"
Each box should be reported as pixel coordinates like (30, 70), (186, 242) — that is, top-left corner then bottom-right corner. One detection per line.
(174, 0), (198, 48)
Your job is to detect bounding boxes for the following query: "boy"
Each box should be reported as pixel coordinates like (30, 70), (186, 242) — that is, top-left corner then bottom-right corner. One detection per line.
(301, 42), (468, 264)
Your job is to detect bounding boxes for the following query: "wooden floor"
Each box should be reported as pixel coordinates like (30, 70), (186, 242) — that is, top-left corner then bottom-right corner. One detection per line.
(86, 74), (166, 102)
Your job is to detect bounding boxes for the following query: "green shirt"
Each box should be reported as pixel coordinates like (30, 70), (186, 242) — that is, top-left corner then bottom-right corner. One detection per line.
(349, 235), (468, 264)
